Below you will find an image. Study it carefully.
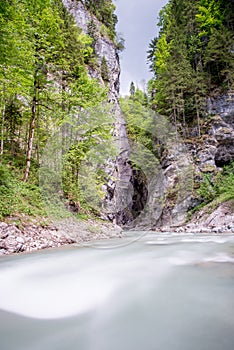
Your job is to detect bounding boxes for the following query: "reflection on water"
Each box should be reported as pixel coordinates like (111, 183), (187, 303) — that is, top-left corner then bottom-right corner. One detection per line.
(0, 232), (234, 350)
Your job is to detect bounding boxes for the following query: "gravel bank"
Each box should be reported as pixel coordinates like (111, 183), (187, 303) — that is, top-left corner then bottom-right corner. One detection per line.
(0, 218), (123, 256)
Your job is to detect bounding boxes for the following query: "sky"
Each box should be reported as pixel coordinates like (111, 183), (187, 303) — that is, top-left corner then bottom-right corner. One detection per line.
(114, 0), (168, 95)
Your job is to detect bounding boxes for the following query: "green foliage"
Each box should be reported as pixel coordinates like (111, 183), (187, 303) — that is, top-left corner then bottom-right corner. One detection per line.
(40, 102), (116, 217)
(148, 0), (234, 126)
(0, 164), (45, 219)
(115, 34), (125, 52)
(87, 19), (99, 51)
(0, 0), (107, 155)
(0, 0), (113, 220)
(61, 119), (115, 212)
(154, 33), (171, 73)
(101, 56), (109, 82)
(120, 88), (159, 157)
(196, 0), (224, 37)
(197, 173), (217, 203)
(147, 37), (158, 72)
(81, 0), (117, 40)
(198, 163), (234, 205)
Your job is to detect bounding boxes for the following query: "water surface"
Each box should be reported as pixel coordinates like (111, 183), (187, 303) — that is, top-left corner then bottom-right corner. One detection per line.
(0, 232), (234, 350)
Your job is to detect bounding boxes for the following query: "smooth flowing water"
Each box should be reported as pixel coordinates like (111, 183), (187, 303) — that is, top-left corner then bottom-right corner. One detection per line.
(0, 232), (234, 350)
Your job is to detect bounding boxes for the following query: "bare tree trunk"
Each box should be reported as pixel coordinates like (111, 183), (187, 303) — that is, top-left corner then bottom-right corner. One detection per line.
(36, 104), (40, 164)
(195, 95), (201, 137)
(24, 80), (37, 182)
(0, 67), (6, 165)
(172, 96), (178, 140)
(0, 104), (6, 166)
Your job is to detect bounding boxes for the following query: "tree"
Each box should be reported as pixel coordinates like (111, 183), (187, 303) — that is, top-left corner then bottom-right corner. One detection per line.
(129, 82), (135, 98)
(82, 0), (117, 39)
(101, 56), (109, 82)
(0, 0), (107, 181)
(23, 0), (64, 181)
(0, 0), (118, 219)
(147, 0), (234, 130)
(147, 37), (158, 72)
(0, 0), (33, 165)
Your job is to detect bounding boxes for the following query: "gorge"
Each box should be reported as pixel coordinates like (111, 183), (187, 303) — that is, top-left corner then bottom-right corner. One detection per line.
(0, 0), (233, 252)
(0, 2), (234, 350)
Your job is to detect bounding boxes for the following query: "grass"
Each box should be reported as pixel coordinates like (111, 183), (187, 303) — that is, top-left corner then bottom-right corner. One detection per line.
(0, 162), (102, 224)
(0, 163), (46, 221)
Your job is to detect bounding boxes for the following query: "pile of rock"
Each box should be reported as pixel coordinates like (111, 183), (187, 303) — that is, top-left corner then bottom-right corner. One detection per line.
(0, 218), (123, 256)
(158, 200), (234, 234)
(159, 223), (234, 234)
(0, 223), (75, 255)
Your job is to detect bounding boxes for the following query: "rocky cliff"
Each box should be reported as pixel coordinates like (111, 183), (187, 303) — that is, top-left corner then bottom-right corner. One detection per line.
(123, 91), (234, 230)
(62, 0), (120, 100)
(62, 1), (233, 230)
(155, 92), (234, 229)
(62, 0), (133, 225)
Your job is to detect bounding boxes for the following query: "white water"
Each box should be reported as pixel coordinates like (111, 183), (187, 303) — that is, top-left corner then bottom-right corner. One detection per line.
(0, 232), (234, 350)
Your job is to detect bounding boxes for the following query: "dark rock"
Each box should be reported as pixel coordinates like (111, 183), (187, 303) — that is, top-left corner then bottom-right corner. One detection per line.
(0, 222), (8, 229)
(215, 142), (234, 167)
(0, 232), (9, 239)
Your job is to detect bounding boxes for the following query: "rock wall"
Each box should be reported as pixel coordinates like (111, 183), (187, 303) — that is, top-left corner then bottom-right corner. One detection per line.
(62, 0), (133, 225)
(62, 0), (119, 99)
(62, 1), (234, 229)
(191, 93), (234, 171)
(137, 93), (234, 230)
(207, 92), (234, 118)
(207, 93), (234, 167)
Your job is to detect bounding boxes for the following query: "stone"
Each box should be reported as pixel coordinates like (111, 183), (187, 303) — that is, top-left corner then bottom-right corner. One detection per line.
(0, 232), (9, 239)
(16, 236), (25, 244)
(0, 222), (8, 230)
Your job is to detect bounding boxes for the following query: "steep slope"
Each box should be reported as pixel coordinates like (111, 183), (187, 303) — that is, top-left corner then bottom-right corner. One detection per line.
(131, 0), (234, 229)
(62, 0), (133, 224)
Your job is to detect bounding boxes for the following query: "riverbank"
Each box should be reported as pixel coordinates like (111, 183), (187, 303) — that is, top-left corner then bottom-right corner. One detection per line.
(0, 218), (123, 256)
(1, 200), (233, 256)
(159, 200), (234, 234)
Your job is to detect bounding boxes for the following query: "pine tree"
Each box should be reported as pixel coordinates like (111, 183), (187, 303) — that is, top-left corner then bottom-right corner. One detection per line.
(129, 82), (135, 98)
(148, 0), (234, 129)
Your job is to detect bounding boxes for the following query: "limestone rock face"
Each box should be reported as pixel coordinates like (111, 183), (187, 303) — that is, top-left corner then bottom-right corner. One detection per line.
(188, 200), (234, 233)
(145, 94), (234, 229)
(62, 0), (133, 224)
(207, 92), (234, 118)
(62, 0), (119, 100)
(206, 93), (234, 166)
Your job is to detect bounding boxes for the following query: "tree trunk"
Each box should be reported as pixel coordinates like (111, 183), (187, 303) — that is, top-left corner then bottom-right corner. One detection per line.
(24, 81), (37, 182)
(172, 93), (178, 140)
(0, 68), (6, 165)
(0, 103), (6, 166)
(36, 104), (40, 164)
(195, 95), (201, 138)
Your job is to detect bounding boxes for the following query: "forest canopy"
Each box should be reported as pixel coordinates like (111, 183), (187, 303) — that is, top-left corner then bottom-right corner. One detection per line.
(0, 0), (113, 218)
(147, 0), (234, 126)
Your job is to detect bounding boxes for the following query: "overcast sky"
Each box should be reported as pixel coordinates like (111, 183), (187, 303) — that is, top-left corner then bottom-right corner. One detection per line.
(114, 0), (168, 95)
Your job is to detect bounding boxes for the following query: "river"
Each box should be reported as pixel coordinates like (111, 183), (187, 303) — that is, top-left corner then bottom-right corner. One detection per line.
(0, 231), (234, 350)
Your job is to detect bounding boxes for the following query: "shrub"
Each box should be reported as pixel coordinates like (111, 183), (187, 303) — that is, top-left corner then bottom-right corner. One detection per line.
(198, 163), (234, 204)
